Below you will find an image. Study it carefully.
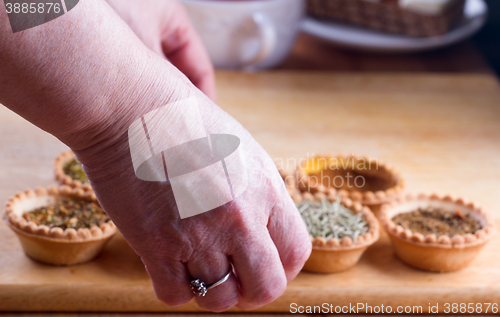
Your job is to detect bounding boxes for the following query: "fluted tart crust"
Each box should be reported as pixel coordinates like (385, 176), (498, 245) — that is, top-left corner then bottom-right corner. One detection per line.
(294, 191), (379, 273)
(379, 193), (496, 272)
(54, 150), (92, 192)
(278, 166), (301, 198)
(296, 154), (405, 213)
(4, 186), (116, 265)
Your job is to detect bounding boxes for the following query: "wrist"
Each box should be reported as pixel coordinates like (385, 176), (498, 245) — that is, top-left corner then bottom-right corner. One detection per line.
(0, 0), (187, 152)
(71, 60), (197, 183)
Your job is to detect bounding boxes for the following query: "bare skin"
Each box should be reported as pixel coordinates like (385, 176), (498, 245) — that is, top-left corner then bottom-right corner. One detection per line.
(0, 0), (311, 312)
(104, 0), (216, 100)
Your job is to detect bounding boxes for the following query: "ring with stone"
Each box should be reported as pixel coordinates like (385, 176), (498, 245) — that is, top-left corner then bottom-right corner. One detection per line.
(190, 264), (234, 297)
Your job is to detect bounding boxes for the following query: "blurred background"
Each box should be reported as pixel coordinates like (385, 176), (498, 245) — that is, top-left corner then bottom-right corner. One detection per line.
(182, 0), (500, 75)
(474, 0), (500, 75)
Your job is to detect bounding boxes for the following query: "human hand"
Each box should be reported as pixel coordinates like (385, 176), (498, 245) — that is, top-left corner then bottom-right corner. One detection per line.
(73, 66), (311, 311)
(0, 0), (310, 311)
(105, 0), (216, 100)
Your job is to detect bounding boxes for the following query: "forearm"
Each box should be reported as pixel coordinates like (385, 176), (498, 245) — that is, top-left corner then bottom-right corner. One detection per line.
(0, 3), (311, 311)
(0, 0), (187, 151)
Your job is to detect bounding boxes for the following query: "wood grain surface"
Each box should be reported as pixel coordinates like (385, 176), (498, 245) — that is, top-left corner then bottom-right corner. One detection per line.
(1, 72), (500, 313)
(217, 72), (500, 218)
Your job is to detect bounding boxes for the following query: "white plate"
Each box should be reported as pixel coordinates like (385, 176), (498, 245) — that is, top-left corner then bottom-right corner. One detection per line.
(301, 0), (488, 53)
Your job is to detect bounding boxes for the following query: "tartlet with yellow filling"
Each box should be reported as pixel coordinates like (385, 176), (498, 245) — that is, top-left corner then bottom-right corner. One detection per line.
(296, 154), (404, 214)
(278, 166), (301, 198)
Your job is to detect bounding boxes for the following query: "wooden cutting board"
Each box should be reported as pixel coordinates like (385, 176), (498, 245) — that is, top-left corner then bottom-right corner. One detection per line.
(0, 72), (499, 313)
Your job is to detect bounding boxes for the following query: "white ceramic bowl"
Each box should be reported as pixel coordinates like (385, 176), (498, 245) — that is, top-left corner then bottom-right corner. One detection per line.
(181, 0), (305, 69)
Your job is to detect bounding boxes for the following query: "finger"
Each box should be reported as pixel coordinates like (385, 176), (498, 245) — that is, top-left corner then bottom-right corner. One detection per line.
(187, 251), (239, 312)
(267, 184), (312, 281)
(231, 229), (287, 311)
(161, 5), (216, 101)
(141, 256), (193, 306)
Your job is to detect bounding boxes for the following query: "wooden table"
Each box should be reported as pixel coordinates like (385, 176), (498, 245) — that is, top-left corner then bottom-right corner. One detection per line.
(218, 72), (500, 218)
(1, 20), (499, 315)
(1, 71), (500, 316)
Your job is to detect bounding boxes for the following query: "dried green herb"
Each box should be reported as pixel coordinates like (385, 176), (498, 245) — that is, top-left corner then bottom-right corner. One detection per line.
(392, 207), (482, 237)
(23, 199), (109, 230)
(296, 196), (368, 243)
(63, 158), (88, 183)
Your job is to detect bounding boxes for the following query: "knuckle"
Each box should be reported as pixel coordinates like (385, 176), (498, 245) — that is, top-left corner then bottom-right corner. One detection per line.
(284, 241), (312, 270)
(198, 296), (238, 312)
(157, 293), (192, 307)
(163, 23), (191, 55)
(154, 286), (193, 307)
(245, 277), (287, 306)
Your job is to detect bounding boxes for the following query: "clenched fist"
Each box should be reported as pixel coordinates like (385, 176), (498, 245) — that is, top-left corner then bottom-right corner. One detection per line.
(0, 0), (311, 312)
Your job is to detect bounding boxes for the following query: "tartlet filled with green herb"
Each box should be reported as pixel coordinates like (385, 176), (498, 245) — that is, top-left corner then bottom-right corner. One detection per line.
(294, 192), (379, 273)
(4, 186), (116, 266)
(379, 194), (496, 272)
(54, 150), (92, 191)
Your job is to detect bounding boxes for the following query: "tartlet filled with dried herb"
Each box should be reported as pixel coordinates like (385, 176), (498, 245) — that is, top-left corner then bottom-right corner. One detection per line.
(297, 197), (369, 243)
(392, 207), (482, 237)
(295, 192), (379, 273)
(23, 198), (109, 230)
(54, 150), (92, 191)
(4, 186), (116, 266)
(296, 154), (405, 214)
(379, 194), (496, 272)
(63, 158), (88, 184)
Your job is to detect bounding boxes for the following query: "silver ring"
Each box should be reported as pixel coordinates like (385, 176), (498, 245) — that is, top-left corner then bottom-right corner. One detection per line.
(190, 264), (233, 297)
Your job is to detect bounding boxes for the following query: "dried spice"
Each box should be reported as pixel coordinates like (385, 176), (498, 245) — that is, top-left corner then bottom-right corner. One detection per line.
(63, 158), (88, 183)
(23, 199), (109, 230)
(296, 197), (368, 243)
(392, 207), (482, 237)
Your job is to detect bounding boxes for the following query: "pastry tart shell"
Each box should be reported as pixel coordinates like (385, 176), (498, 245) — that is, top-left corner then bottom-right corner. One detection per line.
(296, 154), (405, 214)
(278, 166), (301, 198)
(379, 194), (496, 272)
(3, 186), (116, 266)
(294, 192), (380, 273)
(54, 150), (93, 192)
